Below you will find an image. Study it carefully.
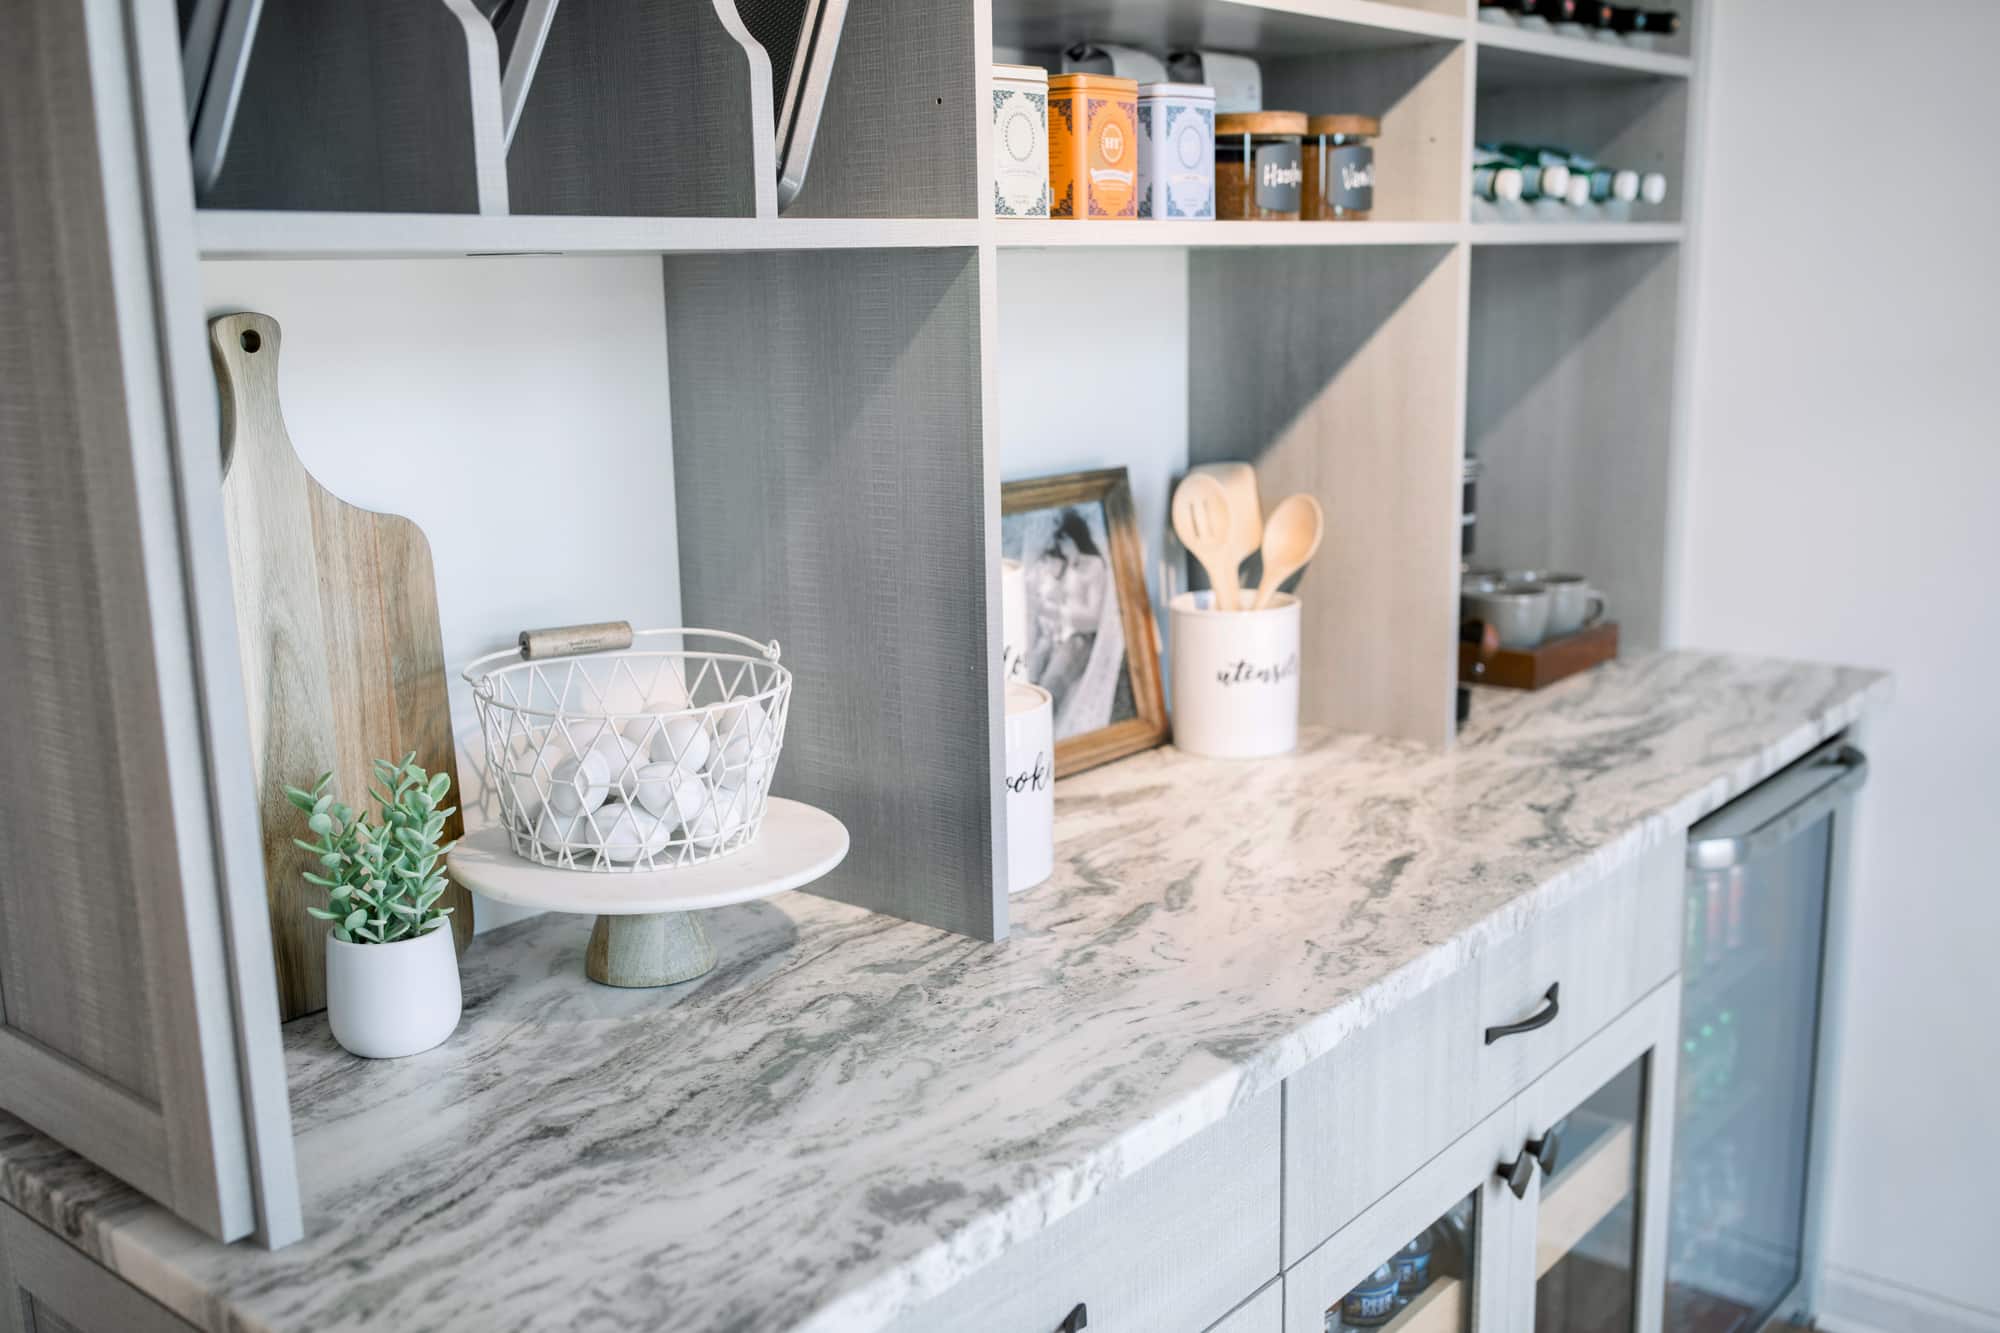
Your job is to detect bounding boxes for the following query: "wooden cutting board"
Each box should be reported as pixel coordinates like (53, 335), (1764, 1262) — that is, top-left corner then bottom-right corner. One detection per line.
(211, 312), (473, 1021)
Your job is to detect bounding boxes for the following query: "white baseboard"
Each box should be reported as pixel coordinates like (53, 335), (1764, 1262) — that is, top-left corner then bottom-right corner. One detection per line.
(1818, 1265), (2000, 1333)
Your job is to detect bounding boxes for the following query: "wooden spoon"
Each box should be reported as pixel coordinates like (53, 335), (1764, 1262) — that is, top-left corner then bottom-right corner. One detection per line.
(1251, 493), (1325, 609)
(1171, 473), (1242, 612)
(1187, 462), (1262, 610)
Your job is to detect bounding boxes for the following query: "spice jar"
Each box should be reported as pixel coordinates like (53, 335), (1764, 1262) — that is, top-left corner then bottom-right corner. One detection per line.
(991, 64), (1050, 218)
(1136, 82), (1215, 219)
(1047, 73), (1138, 219)
(1214, 111), (1306, 220)
(1303, 114), (1380, 220)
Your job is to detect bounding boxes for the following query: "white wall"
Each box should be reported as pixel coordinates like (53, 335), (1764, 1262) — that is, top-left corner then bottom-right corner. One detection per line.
(1676, 5), (2000, 1328)
(997, 247), (1190, 631)
(201, 257), (680, 931)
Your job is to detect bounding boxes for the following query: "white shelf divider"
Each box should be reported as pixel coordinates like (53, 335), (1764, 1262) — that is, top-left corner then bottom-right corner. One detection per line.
(196, 210), (983, 260)
(1470, 221), (1685, 246)
(1475, 22), (1692, 84)
(197, 211), (1699, 260)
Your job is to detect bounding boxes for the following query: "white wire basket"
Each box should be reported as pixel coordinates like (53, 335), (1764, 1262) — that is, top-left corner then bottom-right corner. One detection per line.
(464, 627), (792, 872)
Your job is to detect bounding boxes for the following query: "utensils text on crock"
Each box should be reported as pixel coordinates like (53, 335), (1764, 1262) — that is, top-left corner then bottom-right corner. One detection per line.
(1187, 462), (1263, 609)
(1172, 473), (1243, 611)
(1251, 493), (1324, 610)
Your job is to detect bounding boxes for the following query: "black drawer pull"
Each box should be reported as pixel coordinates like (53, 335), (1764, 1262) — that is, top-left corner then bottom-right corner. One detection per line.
(1057, 1302), (1089, 1332)
(1484, 983), (1560, 1045)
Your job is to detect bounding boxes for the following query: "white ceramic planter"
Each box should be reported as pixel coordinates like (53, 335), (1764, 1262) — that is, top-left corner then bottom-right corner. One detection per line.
(1169, 591), (1302, 759)
(1003, 682), (1055, 894)
(325, 926), (462, 1059)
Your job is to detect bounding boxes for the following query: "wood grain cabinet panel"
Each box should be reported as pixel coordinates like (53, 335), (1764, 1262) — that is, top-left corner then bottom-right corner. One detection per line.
(1475, 837), (1683, 1126)
(883, 1086), (1282, 1333)
(0, 1205), (195, 1333)
(1283, 965), (1485, 1268)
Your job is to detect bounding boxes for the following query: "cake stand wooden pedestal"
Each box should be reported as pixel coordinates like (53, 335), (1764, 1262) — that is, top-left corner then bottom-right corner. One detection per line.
(448, 799), (849, 988)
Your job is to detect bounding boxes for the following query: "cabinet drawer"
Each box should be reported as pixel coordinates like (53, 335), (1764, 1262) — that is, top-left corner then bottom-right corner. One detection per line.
(1282, 964), (1483, 1266)
(884, 1086), (1281, 1333)
(1475, 836), (1682, 1116)
(0, 1203), (196, 1332)
(1207, 1279), (1281, 1333)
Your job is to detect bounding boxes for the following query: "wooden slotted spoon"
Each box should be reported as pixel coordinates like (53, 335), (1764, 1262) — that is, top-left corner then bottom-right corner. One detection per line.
(1172, 473), (1243, 611)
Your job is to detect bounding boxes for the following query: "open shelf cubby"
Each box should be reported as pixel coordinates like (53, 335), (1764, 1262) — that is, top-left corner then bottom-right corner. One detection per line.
(179, 0), (1703, 944)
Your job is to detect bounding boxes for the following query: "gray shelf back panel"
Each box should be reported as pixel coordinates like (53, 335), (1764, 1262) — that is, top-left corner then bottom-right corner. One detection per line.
(665, 248), (1002, 940)
(1467, 243), (1680, 651)
(781, 0), (975, 217)
(1189, 245), (1463, 747)
(507, 0), (766, 218)
(199, 0), (497, 213)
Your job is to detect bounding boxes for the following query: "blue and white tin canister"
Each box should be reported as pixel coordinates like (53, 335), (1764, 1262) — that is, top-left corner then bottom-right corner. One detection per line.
(992, 64), (1051, 218)
(1136, 82), (1215, 219)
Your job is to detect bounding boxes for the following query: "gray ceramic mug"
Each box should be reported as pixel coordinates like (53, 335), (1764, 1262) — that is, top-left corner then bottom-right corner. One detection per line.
(1464, 582), (1551, 650)
(1505, 572), (1605, 639)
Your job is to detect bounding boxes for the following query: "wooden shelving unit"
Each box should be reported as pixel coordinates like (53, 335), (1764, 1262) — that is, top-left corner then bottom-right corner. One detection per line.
(181, 0), (1705, 942)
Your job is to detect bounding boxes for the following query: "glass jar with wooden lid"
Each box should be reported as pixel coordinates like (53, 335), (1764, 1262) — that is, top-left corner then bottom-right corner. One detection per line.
(1214, 111), (1306, 220)
(1303, 114), (1380, 220)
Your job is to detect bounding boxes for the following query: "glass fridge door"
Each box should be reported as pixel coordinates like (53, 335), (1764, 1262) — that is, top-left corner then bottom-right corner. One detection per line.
(1667, 742), (1866, 1332)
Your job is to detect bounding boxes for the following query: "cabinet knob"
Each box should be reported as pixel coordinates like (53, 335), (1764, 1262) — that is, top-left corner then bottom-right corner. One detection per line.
(1499, 1148), (1536, 1200)
(1057, 1302), (1089, 1332)
(1484, 982), (1560, 1045)
(1529, 1121), (1564, 1177)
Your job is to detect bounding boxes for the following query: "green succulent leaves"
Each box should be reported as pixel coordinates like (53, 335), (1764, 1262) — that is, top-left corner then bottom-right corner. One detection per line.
(286, 753), (458, 946)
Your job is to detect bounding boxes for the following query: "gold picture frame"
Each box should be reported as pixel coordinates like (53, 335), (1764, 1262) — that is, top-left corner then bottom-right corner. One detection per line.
(1002, 468), (1168, 777)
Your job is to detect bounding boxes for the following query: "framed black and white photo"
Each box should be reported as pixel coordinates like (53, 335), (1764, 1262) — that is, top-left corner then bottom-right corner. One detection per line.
(1001, 468), (1167, 776)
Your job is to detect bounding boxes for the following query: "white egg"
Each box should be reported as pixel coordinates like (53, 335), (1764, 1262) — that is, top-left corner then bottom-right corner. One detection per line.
(593, 803), (674, 864)
(587, 732), (648, 800)
(531, 807), (595, 860)
(547, 750), (611, 817)
(632, 763), (709, 824)
(646, 715), (712, 775)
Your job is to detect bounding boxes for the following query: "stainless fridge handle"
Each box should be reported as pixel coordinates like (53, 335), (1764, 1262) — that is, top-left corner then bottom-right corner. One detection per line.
(1687, 741), (1868, 870)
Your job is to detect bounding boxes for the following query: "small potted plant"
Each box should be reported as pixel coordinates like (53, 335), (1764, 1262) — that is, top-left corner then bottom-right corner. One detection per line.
(285, 755), (462, 1059)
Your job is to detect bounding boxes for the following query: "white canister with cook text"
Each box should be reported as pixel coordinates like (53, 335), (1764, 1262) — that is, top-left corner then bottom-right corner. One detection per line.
(1137, 82), (1216, 219)
(992, 64), (1051, 218)
(1001, 557), (1028, 681)
(1169, 591), (1301, 759)
(1004, 682), (1055, 893)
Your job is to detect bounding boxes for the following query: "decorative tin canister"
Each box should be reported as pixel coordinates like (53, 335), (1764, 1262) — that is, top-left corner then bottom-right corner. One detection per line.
(992, 64), (1050, 218)
(1137, 82), (1216, 219)
(1047, 72), (1138, 219)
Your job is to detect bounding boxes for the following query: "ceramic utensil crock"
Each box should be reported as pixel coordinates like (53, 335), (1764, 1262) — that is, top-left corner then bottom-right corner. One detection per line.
(1170, 591), (1301, 758)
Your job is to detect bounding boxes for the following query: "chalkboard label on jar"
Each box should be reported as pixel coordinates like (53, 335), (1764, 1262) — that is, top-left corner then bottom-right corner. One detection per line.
(1253, 142), (1303, 213)
(1330, 143), (1374, 213)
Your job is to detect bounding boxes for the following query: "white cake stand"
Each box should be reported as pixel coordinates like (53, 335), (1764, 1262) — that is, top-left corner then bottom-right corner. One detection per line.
(448, 798), (849, 988)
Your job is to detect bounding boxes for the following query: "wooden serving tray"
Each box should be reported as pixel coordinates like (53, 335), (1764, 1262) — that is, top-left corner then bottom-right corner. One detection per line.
(1460, 622), (1619, 690)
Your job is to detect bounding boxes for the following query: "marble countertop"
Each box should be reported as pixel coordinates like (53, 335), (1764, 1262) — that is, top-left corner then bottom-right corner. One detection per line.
(0, 652), (1887, 1333)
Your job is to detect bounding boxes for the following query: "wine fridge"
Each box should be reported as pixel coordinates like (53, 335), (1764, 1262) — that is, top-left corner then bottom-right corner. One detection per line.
(1667, 737), (1868, 1332)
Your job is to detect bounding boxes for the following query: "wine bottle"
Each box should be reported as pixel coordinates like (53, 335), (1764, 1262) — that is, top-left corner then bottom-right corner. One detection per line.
(1471, 163), (1524, 203)
(1494, 143), (1573, 202)
(1610, 5), (1683, 33)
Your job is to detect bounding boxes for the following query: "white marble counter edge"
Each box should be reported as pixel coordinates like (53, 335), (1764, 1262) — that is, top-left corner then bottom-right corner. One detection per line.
(795, 676), (1890, 1333)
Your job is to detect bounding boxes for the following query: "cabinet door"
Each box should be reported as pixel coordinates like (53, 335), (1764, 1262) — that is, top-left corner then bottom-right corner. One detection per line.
(0, 0), (297, 1242)
(0, 1204), (195, 1332)
(1284, 1100), (1519, 1333)
(1508, 981), (1681, 1333)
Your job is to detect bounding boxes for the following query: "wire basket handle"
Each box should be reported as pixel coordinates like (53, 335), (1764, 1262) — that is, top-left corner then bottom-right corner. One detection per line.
(518, 621), (634, 660)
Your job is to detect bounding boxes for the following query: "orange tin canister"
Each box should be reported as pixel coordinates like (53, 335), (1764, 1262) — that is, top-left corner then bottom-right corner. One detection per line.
(1047, 73), (1139, 219)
